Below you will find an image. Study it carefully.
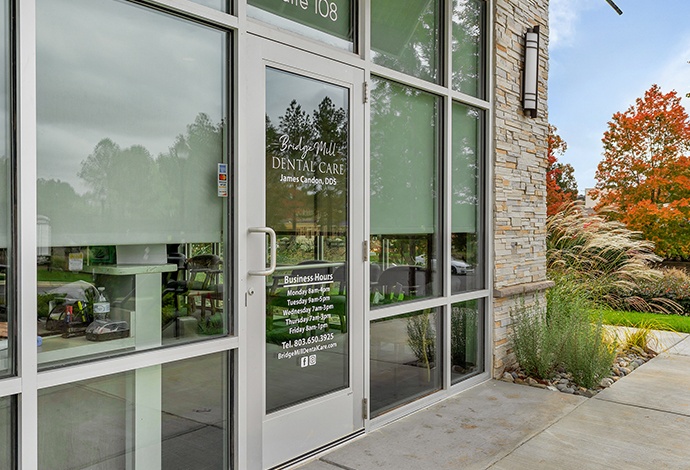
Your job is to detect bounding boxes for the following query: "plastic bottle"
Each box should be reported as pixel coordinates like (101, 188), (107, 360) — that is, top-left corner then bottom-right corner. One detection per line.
(93, 287), (110, 320)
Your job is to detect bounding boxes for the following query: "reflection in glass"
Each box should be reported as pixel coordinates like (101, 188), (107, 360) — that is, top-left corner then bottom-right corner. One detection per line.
(0, 396), (13, 468)
(371, 0), (441, 83)
(248, 0), (353, 50)
(370, 77), (439, 307)
(189, 0), (228, 11)
(451, 102), (484, 294)
(38, 352), (228, 470)
(0, 0), (10, 377)
(265, 68), (349, 412)
(161, 353), (229, 469)
(451, 300), (484, 384)
(370, 309), (441, 417)
(452, 0), (486, 97)
(36, 0), (228, 368)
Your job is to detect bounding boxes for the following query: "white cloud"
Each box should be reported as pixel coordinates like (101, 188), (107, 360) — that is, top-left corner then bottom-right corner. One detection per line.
(549, 0), (597, 50)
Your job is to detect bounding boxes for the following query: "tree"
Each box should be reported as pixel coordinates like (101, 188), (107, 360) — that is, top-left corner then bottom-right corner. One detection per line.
(546, 125), (578, 216)
(594, 84), (690, 259)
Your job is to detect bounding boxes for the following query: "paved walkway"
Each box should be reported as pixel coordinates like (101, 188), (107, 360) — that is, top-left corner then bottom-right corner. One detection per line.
(298, 330), (690, 470)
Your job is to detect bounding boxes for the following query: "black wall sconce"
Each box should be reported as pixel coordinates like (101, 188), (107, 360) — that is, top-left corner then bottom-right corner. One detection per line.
(522, 25), (540, 118)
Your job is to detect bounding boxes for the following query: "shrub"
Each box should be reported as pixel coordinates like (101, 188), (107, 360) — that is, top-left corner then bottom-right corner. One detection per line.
(560, 314), (617, 389)
(634, 268), (690, 315)
(406, 310), (436, 365)
(510, 297), (559, 379)
(510, 284), (617, 388)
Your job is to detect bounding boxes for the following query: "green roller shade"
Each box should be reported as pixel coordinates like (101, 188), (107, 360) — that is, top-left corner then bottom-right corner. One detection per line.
(371, 0), (431, 56)
(451, 102), (481, 233)
(370, 78), (438, 235)
(371, 0), (439, 82)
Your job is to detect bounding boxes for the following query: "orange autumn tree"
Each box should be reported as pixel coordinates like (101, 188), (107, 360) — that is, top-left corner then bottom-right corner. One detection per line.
(594, 84), (690, 260)
(547, 125), (578, 216)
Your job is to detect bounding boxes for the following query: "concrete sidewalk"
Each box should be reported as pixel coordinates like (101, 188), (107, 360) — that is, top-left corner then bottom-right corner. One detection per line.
(297, 331), (690, 470)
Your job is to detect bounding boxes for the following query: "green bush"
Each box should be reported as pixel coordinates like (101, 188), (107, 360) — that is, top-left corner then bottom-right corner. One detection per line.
(510, 297), (558, 378)
(510, 285), (616, 388)
(560, 313), (617, 389)
(406, 309), (436, 366)
(633, 268), (690, 315)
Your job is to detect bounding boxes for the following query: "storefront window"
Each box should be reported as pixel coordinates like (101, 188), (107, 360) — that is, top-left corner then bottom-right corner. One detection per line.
(371, 0), (441, 83)
(451, 102), (484, 293)
(190, 0), (229, 11)
(0, 396), (12, 468)
(451, 300), (484, 384)
(370, 309), (441, 417)
(452, 0), (486, 97)
(264, 68), (350, 412)
(38, 352), (228, 470)
(248, 0), (354, 50)
(370, 77), (439, 307)
(36, 0), (228, 368)
(0, 0), (10, 378)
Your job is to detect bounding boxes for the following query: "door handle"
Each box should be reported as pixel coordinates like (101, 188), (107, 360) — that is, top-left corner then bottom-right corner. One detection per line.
(248, 227), (277, 276)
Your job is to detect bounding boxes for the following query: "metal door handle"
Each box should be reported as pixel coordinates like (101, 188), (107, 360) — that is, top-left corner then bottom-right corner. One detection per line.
(248, 227), (277, 276)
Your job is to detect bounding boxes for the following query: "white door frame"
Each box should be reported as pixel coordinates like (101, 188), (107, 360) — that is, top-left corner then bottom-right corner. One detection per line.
(240, 35), (366, 469)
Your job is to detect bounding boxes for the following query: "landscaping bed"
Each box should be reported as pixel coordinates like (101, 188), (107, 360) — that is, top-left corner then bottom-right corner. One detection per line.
(501, 344), (655, 397)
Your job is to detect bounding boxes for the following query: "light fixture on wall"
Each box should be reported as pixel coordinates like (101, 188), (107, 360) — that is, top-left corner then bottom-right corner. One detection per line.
(522, 25), (540, 118)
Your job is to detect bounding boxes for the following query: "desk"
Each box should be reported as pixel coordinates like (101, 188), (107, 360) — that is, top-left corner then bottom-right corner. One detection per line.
(88, 264), (176, 348)
(38, 264), (176, 366)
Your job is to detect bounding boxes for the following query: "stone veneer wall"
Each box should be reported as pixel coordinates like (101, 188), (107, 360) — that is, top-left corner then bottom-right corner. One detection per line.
(492, 0), (551, 378)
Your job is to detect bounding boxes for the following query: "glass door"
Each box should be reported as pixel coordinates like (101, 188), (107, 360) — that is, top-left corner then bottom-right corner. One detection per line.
(244, 37), (365, 469)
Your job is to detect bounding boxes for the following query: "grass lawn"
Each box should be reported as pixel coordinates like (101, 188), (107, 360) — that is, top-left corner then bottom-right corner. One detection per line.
(595, 309), (690, 334)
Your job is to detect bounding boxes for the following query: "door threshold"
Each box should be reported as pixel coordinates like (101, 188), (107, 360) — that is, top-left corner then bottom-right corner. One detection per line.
(270, 429), (365, 470)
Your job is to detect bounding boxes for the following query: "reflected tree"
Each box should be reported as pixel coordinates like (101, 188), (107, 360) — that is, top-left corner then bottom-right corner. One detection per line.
(313, 96), (348, 235)
(158, 112), (224, 226)
(78, 139), (160, 224)
(266, 96), (348, 236)
(38, 112), (225, 247)
(451, 0), (485, 96)
(371, 0), (441, 82)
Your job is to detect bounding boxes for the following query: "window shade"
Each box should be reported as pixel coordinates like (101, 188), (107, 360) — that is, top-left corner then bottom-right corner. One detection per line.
(370, 78), (438, 235)
(451, 102), (481, 233)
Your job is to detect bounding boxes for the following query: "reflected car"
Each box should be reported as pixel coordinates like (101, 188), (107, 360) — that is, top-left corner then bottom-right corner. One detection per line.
(414, 255), (471, 275)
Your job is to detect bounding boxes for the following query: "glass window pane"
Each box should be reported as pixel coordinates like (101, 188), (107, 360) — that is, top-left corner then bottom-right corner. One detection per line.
(371, 0), (441, 83)
(452, 0), (486, 97)
(370, 77), (439, 307)
(370, 309), (441, 417)
(451, 300), (484, 384)
(189, 0), (229, 12)
(451, 102), (484, 293)
(264, 68), (350, 413)
(248, 0), (354, 50)
(0, 396), (13, 468)
(38, 352), (229, 470)
(161, 353), (229, 469)
(0, 0), (10, 378)
(36, 0), (229, 368)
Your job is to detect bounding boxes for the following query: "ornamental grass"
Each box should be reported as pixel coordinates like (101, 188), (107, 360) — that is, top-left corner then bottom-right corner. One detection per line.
(546, 202), (681, 314)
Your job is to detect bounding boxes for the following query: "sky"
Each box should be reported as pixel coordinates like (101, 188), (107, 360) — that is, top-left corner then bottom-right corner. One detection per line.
(548, 0), (690, 192)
